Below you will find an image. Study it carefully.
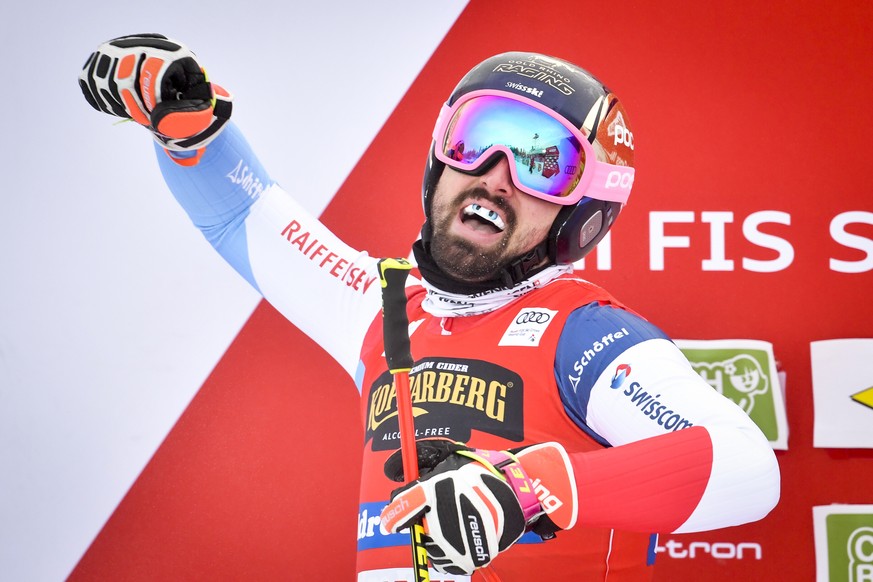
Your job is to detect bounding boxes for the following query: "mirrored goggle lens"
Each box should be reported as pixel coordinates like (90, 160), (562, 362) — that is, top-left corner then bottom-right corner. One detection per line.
(439, 95), (586, 198)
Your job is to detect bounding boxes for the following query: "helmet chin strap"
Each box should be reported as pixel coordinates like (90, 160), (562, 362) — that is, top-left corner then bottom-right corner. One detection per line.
(413, 237), (552, 295)
(500, 240), (550, 287)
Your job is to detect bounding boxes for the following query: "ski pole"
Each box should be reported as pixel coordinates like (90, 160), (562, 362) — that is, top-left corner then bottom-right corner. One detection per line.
(378, 258), (502, 582)
(378, 258), (429, 582)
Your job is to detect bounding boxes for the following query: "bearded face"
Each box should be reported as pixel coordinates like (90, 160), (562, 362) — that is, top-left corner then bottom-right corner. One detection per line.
(428, 162), (561, 283)
(429, 186), (516, 282)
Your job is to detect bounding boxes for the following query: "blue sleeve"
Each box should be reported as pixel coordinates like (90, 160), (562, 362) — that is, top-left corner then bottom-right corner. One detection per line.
(155, 122), (273, 291)
(554, 303), (671, 444)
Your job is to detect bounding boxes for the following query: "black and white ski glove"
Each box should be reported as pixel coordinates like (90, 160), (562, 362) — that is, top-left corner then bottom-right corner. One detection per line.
(79, 33), (232, 152)
(380, 439), (579, 575)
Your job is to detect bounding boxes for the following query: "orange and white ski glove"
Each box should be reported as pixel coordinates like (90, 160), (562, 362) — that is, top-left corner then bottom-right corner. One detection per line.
(79, 34), (232, 152)
(380, 439), (578, 575)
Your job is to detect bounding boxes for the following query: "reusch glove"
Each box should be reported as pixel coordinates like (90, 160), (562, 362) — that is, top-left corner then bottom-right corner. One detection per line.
(380, 439), (578, 575)
(79, 34), (232, 152)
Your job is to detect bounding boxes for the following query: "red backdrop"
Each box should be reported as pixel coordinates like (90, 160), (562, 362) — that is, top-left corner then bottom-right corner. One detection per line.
(71, 1), (873, 580)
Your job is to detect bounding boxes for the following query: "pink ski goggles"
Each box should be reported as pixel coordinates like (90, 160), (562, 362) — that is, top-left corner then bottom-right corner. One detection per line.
(432, 90), (634, 205)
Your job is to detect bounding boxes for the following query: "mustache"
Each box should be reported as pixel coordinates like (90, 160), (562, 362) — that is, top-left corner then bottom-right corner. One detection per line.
(452, 187), (516, 223)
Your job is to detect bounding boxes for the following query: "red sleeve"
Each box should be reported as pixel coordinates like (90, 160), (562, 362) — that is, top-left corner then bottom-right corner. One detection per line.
(571, 426), (713, 533)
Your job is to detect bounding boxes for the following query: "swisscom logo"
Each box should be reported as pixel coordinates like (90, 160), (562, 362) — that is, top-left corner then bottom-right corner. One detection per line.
(611, 364), (632, 389)
(607, 362), (694, 432)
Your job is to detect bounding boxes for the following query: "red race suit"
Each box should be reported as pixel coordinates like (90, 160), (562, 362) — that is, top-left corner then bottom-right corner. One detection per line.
(155, 124), (780, 581)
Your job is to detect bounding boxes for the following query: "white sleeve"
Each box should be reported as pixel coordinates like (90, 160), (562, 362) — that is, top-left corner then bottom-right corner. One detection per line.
(587, 338), (780, 532)
(555, 303), (779, 531)
(243, 184), (383, 378)
(156, 124), (383, 379)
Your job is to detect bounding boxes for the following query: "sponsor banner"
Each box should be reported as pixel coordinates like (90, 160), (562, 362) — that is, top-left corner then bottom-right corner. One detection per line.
(811, 339), (873, 449)
(675, 339), (788, 449)
(655, 536), (763, 562)
(365, 357), (524, 451)
(813, 505), (873, 582)
(358, 501), (406, 551)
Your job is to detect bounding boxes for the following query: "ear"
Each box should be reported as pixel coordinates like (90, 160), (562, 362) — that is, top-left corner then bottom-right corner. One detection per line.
(548, 199), (621, 264)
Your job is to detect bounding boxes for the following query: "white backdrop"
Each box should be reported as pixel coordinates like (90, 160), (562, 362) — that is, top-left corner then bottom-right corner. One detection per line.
(0, 2), (467, 580)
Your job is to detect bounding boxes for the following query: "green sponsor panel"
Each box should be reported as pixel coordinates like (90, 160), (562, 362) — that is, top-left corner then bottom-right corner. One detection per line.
(826, 513), (873, 582)
(679, 347), (779, 441)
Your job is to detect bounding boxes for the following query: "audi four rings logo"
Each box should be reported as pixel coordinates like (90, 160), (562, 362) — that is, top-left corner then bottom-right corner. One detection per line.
(516, 311), (552, 324)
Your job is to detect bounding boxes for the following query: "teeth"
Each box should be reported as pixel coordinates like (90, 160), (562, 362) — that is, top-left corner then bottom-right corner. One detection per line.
(463, 203), (506, 231)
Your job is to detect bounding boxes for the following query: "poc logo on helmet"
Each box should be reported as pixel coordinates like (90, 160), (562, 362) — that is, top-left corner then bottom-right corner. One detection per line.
(609, 111), (634, 151)
(605, 169), (634, 191)
(613, 123), (634, 150)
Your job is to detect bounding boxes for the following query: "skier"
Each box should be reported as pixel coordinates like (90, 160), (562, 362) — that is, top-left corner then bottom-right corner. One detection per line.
(79, 34), (779, 581)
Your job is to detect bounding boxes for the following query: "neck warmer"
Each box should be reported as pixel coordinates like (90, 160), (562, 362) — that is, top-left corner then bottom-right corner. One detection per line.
(411, 240), (572, 317)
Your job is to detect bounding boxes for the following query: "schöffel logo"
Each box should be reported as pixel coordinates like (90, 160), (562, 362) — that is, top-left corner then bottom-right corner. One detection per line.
(611, 364), (632, 389)
(567, 327), (633, 392)
(226, 158), (267, 200)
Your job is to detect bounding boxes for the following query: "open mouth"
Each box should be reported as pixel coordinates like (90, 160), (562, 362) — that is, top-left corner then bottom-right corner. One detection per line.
(460, 203), (506, 234)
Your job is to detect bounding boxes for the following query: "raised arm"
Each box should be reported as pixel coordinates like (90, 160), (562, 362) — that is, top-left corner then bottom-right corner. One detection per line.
(79, 34), (383, 377)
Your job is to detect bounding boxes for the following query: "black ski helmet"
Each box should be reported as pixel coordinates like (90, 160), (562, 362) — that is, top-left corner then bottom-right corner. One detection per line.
(421, 52), (635, 268)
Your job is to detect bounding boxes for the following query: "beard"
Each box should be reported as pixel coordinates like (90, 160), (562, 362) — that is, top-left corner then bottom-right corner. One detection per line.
(428, 187), (518, 283)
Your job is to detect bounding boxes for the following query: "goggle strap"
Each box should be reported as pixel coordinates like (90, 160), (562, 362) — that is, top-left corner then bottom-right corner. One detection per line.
(585, 164), (634, 204)
(432, 103), (452, 142)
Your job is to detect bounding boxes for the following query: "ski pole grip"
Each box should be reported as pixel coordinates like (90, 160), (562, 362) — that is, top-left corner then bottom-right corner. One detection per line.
(378, 258), (414, 374)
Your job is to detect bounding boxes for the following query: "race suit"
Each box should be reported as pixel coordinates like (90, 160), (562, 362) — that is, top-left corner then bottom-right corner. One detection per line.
(156, 123), (780, 581)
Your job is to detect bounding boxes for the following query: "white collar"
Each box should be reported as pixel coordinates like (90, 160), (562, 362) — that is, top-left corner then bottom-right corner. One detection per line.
(419, 264), (573, 317)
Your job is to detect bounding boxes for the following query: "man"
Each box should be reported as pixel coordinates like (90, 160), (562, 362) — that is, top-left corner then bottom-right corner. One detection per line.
(80, 34), (780, 581)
